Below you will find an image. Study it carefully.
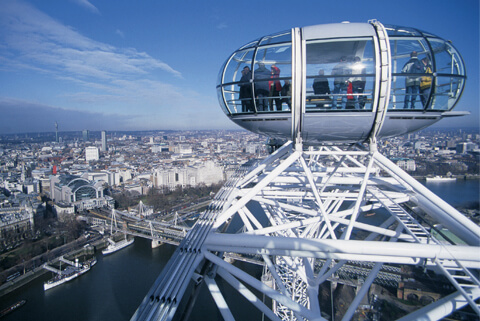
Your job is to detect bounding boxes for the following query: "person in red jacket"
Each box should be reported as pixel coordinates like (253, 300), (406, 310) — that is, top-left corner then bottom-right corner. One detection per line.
(269, 65), (282, 111)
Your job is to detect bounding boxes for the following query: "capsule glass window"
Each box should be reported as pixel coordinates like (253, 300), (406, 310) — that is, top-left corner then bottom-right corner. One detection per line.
(432, 76), (464, 110)
(385, 25), (423, 37)
(217, 87), (229, 115)
(429, 39), (465, 76)
(305, 38), (375, 111)
(252, 44), (292, 112)
(389, 38), (432, 110)
(220, 49), (255, 114)
(429, 39), (465, 111)
(258, 30), (291, 46)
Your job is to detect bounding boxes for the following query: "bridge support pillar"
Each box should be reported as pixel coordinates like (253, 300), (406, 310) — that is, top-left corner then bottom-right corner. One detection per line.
(151, 240), (163, 249)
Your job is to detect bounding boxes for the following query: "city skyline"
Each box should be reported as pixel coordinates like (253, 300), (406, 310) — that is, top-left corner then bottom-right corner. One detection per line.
(0, 0), (478, 134)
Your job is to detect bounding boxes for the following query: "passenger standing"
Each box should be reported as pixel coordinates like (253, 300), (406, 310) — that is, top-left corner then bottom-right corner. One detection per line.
(312, 69), (331, 107)
(239, 66), (253, 112)
(281, 79), (291, 109)
(269, 65), (282, 111)
(420, 57), (433, 108)
(350, 56), (366, 109)
(402, 51), (423, 109)
(331, 56), (351, 109)
(254, 63), (271, 111)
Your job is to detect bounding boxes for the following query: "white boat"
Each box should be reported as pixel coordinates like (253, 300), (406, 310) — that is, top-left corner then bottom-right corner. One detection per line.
(102, 237), (134, 255)
(88, 257), (97, 267)
(43, 257), (96, 291)
(103, 208), (135, 255)
(426, 176), (456, 182)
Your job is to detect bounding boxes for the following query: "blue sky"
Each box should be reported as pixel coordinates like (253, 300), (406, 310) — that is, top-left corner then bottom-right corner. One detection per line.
(0, 0), (478, 134)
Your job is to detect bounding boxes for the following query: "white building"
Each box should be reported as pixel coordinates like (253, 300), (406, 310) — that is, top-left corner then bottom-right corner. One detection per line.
(85, 146), (99, 162)
(414, 141), (428, 151)
(49, 174), (114, 212)
(195, 161), (224, 185)
(395, 158), (416, 172)
(50, 174), (104, 203)
(54, 202), (75, 222)
(175, 144), (193, 154)
(152, 161), (223, 190)
(86, 170), (119, 186)
(245, 143), (263, 154)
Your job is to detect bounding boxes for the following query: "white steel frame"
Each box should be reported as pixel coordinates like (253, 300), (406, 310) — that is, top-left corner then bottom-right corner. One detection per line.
(132, 141), (480, 321)
(204, 142), (480, 320)
(132, 20), (479, 321)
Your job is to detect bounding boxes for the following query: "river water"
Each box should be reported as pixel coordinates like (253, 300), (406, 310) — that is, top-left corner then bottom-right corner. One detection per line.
(1, 238), (177, 321)
(1, 179), (478, 321)
(422, 178), (479, 208)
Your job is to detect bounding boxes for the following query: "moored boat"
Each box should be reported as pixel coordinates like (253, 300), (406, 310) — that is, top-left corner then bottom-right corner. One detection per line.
(426, 176), (456, 182)
(102, 237), (134, 255)
(43, 257), (96, 291)
(0, 300), (26, 318)
(103, 208), (135, 255)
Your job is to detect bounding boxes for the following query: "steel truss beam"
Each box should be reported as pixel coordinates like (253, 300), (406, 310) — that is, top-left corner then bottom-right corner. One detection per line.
(132, 142), (480, 321)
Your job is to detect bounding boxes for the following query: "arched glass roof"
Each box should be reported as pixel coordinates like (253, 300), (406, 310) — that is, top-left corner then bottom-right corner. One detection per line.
(67, 177), (90, 190)
(74, 186), (97, 201)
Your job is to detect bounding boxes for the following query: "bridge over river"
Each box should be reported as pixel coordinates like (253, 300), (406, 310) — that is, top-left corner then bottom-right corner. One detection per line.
(88, 205), (404, 290)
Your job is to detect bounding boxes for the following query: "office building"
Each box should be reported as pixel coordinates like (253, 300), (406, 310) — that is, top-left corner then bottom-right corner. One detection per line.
(82, 129), (90, 142)
(101, 130), (108, 152)
(85, 146), (99, 162)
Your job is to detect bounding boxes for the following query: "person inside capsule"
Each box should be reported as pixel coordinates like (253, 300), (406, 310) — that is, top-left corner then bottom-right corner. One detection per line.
(254, 63), (271, 111)
(217, 22), (466, 144)
(269, 65), (282, 111)
(281, 79), (291, 109)
(312, 69), (331, 108)
(239, 66), (253, 112)
(331, 56), (351, 109)
(350, 56), (366, 109)
(420, 57), (433, 107)
(402, 51), (423, 109)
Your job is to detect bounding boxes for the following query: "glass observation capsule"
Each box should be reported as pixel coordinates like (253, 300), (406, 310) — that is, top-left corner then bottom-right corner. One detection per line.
(216, 21), (466, 145)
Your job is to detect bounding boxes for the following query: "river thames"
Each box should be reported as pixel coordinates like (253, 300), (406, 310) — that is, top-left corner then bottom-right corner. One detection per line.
(1, 179), (478, 321)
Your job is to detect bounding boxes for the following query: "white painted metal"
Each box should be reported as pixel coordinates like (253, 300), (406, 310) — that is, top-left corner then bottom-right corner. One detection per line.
(368, 19), (392, 142)
(133, 19), (478, 321)
(204, 275), (235, 321)
(396, 288), (480, 321)
(132, 141), (480, 321)
(203, 234), (478, 265)
(198, 144), (480, 320)
(291, 27), (303, 147)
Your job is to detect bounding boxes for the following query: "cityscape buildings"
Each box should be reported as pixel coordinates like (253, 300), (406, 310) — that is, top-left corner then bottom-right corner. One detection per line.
(0, 127), (478, 319)
(0, 129), (271, 251)
(0, 128), (477, 233)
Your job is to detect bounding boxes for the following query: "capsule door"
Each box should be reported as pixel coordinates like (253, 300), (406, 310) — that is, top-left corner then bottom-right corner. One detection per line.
(299, 23), (380, 144)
